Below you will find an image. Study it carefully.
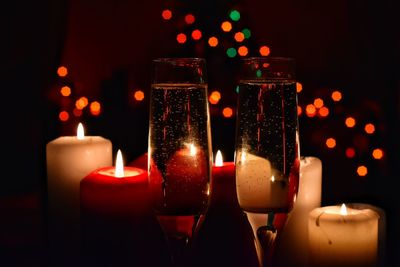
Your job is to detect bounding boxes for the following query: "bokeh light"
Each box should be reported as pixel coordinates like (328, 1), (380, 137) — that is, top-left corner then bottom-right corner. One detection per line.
(314, 98), (324, 108)
(75, 97), (89, 110)
(191, 29), (202, 40)
(326, 138), (336, 148)
(60, 86), (71, 97)
(365, 123), (375, 134)
(208, 36), (219, 47)
(176, 33), (187, 44)
(357, 165), (368, 176)
(259, 46), (270, 56)
(222, 107), (233, 118)
(229, 10), (241, 21)
(209, 91), (221, 104)
(345, 117), (356, 128)
(238, 46), (248, 56)
(57, 66), (68, 77)
(345, 147), (356, 158)
(318, 106), (329, 117)
(332, 90), (342, 101)
(306, 104), (316, 117)
(226, 47), (237, 58)
(297, 106), (302, 116)
(221, 21), (232, 32)
(90, 101), (101, 116)
(59, 111), (69, 121)
(162, 9), (172, 20)
(134, 90), (145, 101)
(234, 32), (245, 42)
(73, 108), (82, 117)
(372, 148), (384, 159)
(185, 14), (195, 24)
(242, 28), (251, 39)
(296, 82), (303, 93)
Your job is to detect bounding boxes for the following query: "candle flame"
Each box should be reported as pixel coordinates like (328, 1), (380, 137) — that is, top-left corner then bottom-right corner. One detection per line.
(340, 203), (348, 215)
(271, 175), (275, 182)
(115, 149), (125, 178)
(77, 123), (85, 140)
(189, 143), (197, 156)
(215, 150), (223, 166)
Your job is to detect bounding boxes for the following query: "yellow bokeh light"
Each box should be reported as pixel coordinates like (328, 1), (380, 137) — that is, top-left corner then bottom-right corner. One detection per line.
(60, 86), (71, 97)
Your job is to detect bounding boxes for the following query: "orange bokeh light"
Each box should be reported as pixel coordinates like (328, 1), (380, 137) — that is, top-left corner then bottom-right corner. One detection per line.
(345, 147), (356, 158)
(238, 46), (248, 56)
(162, 9), (172, 20)
(208, 36), (219, 47)
(222, 107), (233, 118)
(209, 91), (221, 104)
(314, 98), (324, 108)
(259, 46), (270, 56)
(60, 86), (71, 97)
(59, 111), (69, 121)
(75, 97), (88, 110)
(318, 106), (329, 117)
(176, 33), (187, 44)
(365, 123), (375, 134)
(191, 29), (202, 40)
(234, 32), (245, 42)
(90, 101), (101, 116)
(332, 91), (342, 101)
(134, 90), (145, 101)
(357, 165), (368, 176)
(306, 104), (316, 117)
(57, 66), (68, 77)
(345, 117), (356, 128)
(372, 148), (384, 159)
(296, 82), (303, 93)
(297, 106), (302, 116)
(326, 138), (336, 148)
(185, 14), (195, 24)
(221, 21), (232, 32)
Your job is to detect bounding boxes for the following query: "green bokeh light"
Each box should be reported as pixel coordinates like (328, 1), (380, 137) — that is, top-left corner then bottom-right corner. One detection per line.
(256, 69), (262, 78)
(242, 28), (251, 39)
(235, 85), (240, 93)
(229, 10), (241, 21)
(227, 47), (237, 58)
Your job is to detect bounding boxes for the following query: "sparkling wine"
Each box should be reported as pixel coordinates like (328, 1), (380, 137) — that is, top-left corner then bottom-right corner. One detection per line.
(148, 83), (212, 216)
(235, 80), (300, 213)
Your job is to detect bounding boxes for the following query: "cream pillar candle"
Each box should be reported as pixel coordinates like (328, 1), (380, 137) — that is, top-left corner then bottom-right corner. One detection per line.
(236, 151), (290, 212)
(308, 204), (380, 267)
(46, 123), (112, 263)
(275, 156), (322, 267)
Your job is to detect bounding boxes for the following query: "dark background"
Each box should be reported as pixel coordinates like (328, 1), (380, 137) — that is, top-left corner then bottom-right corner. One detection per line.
(1, 0), (399, 266)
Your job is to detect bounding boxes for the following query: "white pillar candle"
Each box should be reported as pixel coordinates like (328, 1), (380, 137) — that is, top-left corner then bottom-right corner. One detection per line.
(275, 156), (322, 267)
(236, 151), (290, 212)
(308, 204), (380, 267)
(46, 123), (112, 262)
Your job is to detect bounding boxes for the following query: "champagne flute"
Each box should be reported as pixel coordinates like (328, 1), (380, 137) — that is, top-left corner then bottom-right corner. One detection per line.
(234, 57), (300, 267)
(148, 58), (212, 267)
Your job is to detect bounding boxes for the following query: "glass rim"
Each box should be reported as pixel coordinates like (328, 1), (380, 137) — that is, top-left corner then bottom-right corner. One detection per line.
(152, 57), (206, 63)
(241, 56), (295, 62)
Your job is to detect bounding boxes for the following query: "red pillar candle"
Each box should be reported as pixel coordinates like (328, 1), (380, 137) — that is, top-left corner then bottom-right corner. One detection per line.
(210, 150), (237, 206)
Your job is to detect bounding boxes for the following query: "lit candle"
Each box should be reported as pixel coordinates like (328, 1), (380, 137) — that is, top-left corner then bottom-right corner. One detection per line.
(308, 203), (380, 267)
(80, 150), (151, 266)
(210, 150), (236, 206)
(80, 149), (149, 217)
(236, 151), (295, 212)
(275, 156), (322, 267)
(46, 122), (112, 263)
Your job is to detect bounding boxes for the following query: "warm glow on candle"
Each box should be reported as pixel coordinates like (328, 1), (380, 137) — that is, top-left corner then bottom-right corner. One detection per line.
(115, 149), (125, 178)
(340, 203), (348, 215)
(189, 143), (197, 156)
(215, 150), (223, 166)
(77, 123), (84, 140)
